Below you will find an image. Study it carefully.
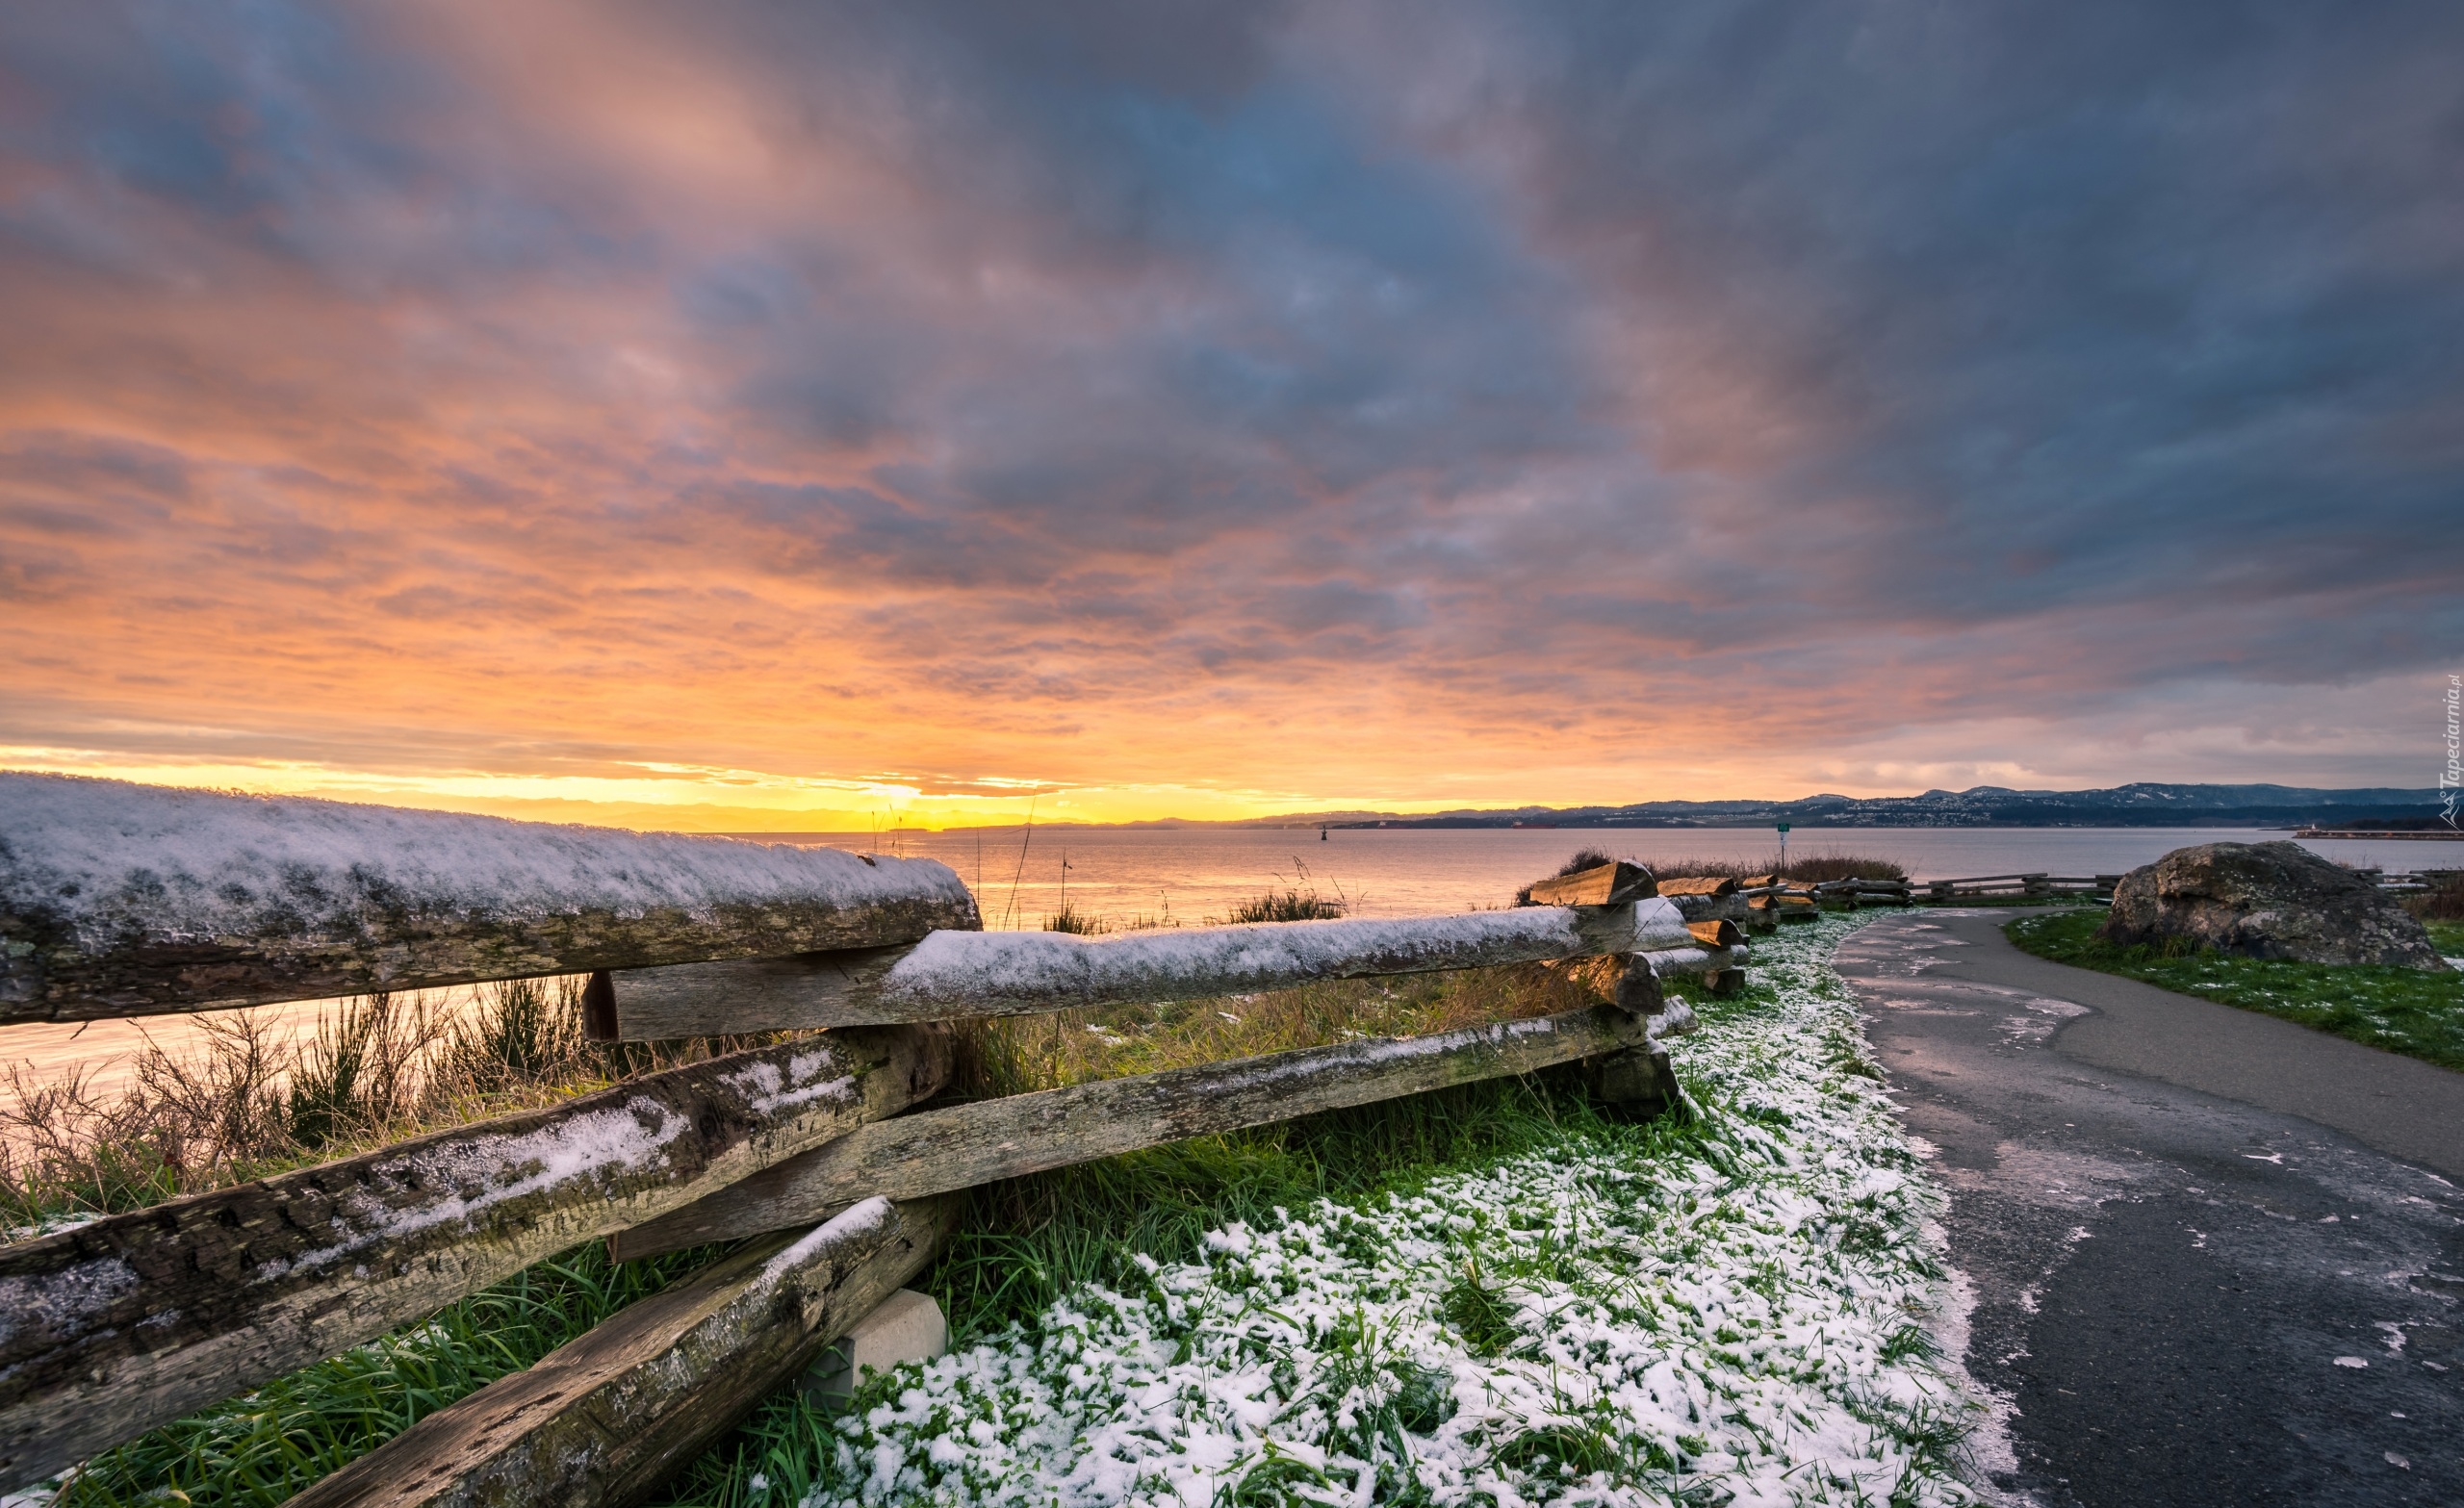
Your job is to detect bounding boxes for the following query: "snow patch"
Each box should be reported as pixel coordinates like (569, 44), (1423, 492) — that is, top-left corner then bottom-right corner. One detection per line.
(278, 1095), (699, 1277)
(0, 1253), (141, 1351)
(763, 1197), (899, 1284)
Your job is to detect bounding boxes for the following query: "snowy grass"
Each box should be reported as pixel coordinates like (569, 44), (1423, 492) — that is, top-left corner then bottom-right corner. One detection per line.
(656, 913), (1979, 1508)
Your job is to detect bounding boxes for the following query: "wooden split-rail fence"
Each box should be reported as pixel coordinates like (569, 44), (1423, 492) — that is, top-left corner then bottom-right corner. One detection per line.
(0, 783), (1750, 1506)
(1915, 872), (2120, 901)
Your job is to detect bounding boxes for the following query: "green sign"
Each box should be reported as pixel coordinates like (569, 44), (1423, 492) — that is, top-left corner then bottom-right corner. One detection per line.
(1777, 822), (1790, 832)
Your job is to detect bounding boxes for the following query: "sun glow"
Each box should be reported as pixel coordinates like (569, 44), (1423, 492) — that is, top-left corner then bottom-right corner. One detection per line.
(0, 746), (1382, 831)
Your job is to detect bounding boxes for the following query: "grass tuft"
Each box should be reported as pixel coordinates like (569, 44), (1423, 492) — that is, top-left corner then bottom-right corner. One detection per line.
(1226, 888), (1348, 923)
(1440, 1262), (1522, 1357)
(1041, 901), (1108, 934)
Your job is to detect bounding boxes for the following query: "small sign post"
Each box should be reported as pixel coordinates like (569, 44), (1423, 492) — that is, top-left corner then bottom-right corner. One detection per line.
(1777, 821), (1790, 874)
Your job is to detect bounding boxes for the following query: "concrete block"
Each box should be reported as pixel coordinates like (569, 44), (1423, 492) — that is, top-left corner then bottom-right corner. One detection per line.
(802, 1289), (948, 1407)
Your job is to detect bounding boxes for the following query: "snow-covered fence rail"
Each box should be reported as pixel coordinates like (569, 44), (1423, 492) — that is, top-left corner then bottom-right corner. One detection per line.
(0, 1026), (949, 1490)
(595, 901), (1691, 1038)
(286, 1195), (958, 1508)
(0, 774), (979, 1025)
(606, 999), (1656, 1263)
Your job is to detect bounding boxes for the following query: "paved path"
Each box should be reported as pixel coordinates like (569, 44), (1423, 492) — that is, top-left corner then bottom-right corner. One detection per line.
(1833, 909), (2464, 1507)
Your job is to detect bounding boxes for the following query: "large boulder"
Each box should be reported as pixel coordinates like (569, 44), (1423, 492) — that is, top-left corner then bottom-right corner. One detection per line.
(2100, 841), (2445, 968)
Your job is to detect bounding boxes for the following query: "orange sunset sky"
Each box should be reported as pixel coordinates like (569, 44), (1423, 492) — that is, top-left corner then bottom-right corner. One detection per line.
(2, 2), (2452, 831)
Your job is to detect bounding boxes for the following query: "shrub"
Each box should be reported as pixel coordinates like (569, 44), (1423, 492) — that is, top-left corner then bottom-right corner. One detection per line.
(1227, 888), (1348, 923)
(2404, 873), (2464, 921)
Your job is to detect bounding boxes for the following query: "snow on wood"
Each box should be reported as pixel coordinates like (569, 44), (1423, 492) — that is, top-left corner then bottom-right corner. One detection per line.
(1634, 943), (1748, 977)
(0, 1026), (951, 1494)
(607, 1001), (1649, 1263)
(603, 900), (1694, 1039)
(285, 1196), (957, 1508)
(0, 773), (979, 1023)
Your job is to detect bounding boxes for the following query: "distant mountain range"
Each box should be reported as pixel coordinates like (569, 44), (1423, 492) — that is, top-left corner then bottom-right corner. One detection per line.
(1232, 783), (2449, 831)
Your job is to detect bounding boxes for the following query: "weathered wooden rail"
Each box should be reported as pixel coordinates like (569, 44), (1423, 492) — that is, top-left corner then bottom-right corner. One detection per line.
(1917, 872), (2117, 901)
(0, 780), (1736, 1502)
(0, 773), (978, 1024)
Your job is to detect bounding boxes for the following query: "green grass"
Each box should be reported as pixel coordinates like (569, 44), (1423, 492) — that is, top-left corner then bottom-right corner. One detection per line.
(2007, 909), (2464, 1071)
(55, 1238), (733, 1507)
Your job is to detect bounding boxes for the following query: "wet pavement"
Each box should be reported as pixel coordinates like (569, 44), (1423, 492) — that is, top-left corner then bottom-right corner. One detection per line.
(1835, 909), (2464, 1507)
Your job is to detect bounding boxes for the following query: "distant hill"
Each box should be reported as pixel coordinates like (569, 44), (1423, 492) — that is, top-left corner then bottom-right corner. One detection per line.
(1269, 783), (2448, 831)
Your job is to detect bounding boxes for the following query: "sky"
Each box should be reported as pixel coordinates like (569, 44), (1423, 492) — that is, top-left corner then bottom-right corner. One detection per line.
(1, 0), (2457, 831)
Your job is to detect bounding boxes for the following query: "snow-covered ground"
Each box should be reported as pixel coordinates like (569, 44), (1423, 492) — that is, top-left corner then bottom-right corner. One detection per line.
(795, 913), (1982, 1508)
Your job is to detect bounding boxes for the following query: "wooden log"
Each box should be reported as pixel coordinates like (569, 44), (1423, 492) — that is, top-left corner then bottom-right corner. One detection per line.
(0, 1027), (949, 1493)
(1665, 892), (1749, 926)
(1685, 919), (1741, 948)
(608, 1001), (1652, 1263)
(1653, 875), (1737, 898)
(286, 1195), (957, 1508)
(1632, 944), (1748, 979)
(598, 903), (1690, 1041)
(1523, 860), (1657, 907)
(0, 776), (980, 1025)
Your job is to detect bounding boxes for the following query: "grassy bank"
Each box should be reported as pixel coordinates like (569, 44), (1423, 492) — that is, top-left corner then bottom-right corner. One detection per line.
(2007, 910), (2464, 1072)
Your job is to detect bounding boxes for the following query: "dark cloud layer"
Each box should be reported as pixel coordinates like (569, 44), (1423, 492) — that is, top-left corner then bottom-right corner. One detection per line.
(0, 0), (2455, 812)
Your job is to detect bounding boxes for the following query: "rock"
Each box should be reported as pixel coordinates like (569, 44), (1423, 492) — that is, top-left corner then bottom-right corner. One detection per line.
(802, 1288), (948, 1407)
(2100, 841), (2445, 968)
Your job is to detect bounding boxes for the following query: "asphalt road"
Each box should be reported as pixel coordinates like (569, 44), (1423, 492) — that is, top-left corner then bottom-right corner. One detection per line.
(1833, 908), (2464, 1507)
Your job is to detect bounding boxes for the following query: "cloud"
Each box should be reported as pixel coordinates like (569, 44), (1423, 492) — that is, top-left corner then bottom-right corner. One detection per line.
(0, 0), (2455, 821)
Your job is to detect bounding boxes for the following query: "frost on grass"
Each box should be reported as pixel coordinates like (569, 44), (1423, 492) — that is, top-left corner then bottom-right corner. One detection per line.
(0, 771), (969, 950)
(798, 915), (1977, 1508)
